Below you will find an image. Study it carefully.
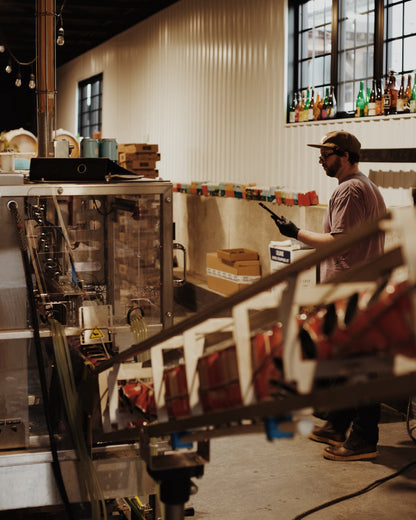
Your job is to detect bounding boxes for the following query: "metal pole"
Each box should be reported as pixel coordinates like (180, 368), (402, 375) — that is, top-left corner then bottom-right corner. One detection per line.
(36, 0), (56, 157)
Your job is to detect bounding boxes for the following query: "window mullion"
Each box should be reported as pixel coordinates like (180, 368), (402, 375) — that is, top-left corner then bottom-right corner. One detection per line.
(331, 0), (339, 90)
(374, 0), (384, 80)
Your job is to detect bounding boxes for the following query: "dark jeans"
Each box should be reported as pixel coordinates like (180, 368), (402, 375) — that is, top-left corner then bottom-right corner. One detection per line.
(327, 403), (381, 446)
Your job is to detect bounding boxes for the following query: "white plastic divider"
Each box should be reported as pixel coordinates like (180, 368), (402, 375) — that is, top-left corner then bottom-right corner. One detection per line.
(183, 317), (234, 415)
(99, 363), (153, 432)
(232, 289), (283, 405)
(150, 335), (184, 422)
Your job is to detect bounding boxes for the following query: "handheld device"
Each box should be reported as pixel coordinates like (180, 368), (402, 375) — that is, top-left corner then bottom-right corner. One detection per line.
(258, 202), (283, 222)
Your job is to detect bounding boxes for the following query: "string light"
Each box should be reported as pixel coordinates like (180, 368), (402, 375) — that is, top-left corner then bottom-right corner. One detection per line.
(56, 1), (65, 46)
(56, 26), (64, 46)
(15, 71), (22, 87)
(1, 1), (65, 88)
(29, 73), (36, 89)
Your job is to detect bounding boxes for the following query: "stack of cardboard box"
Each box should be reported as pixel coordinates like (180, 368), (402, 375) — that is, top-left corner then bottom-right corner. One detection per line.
(206, 248), (261, 295)
(118, 143), (160, 178)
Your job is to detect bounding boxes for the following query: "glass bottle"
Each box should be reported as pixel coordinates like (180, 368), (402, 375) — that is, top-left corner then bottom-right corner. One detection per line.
(321, 87), (329, 119)
(355, 81), (365, 117)
(383, 76), (391, 116)
(295, 91), (301, 122)
(375, 79), (383, 116)
(289, 92), (296, 123)
(410, 74), (416, 113)
(304, 87), (311, 122)
(364, 87), (371, 117)
(308, 89), (315, 121)
(405, 74), (412, 113)
(327, 85), (336, 118)
(300, 90), (306, 122)
(389, 70), (397, 114)
(397, 74), (405, 113)
(368, 80), (376, 116)
(314, 93), (321, 120)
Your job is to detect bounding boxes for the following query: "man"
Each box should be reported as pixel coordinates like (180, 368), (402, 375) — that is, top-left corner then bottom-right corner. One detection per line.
(271, 130), (387, 461)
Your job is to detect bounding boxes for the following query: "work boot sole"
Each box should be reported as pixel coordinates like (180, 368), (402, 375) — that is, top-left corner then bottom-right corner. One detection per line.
(323, 448), (378, 461)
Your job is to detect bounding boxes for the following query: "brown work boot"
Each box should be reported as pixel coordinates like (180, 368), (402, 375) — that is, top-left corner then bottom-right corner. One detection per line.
(323, 441), (378, 461)
(309, 422), (346, 446)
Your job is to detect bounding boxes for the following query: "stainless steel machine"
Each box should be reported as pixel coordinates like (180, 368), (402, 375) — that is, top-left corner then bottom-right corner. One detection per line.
(0, 174), (174, 518)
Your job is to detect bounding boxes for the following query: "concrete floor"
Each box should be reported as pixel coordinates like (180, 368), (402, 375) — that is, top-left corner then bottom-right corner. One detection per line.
(187, 406), (416, 520)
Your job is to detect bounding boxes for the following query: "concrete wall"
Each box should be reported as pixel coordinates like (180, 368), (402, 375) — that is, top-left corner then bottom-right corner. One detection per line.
(173, 192), (326, 277)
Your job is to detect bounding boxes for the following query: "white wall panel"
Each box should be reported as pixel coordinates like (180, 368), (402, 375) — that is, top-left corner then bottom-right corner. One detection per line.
(57, 0), (416, 206)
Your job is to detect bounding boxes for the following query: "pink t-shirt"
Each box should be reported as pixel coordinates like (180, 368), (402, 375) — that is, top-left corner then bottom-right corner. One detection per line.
(320, 172), (386, 283)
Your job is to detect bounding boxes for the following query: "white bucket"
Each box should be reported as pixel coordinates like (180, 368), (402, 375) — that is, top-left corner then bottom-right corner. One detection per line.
(0, 152), (15, 172)
(54, 129), (80, 158)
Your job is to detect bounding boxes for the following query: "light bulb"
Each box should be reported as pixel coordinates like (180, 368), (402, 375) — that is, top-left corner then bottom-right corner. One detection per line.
(5, 64), (12, 74)
(29, 73), (36, 89)
(0, 45), (5, 53)
(57, 27), (65, 46)
(15, 73), (22, 87)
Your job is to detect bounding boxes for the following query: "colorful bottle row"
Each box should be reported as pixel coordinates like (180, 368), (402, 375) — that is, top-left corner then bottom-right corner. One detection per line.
(356, 71), (416, 117)
(172, 182), (319, 206)
(288, 86), (337, 123)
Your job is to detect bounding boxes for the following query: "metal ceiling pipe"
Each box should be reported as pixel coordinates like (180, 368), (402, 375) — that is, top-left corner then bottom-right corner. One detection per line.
(36, 0), (56, 158)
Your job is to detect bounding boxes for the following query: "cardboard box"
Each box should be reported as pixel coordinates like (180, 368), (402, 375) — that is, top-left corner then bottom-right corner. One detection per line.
(118, 143), (159, 153)
(217, 248), (259, 263)
(206, 252), (261, 295)
(118, 152), (160, 163)
(269, 240), (316, 287)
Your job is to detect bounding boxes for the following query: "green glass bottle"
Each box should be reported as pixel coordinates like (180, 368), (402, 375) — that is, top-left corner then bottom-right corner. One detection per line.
(355, 81), (365, 117)
(410, 73), (416, 113)
(321, 87), (330, 119)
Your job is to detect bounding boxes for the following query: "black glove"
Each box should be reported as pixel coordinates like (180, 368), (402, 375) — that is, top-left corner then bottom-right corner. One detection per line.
(271, 214), (299, 239)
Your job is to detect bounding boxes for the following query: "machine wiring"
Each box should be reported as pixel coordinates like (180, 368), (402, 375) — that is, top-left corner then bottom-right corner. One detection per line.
(49, 318), (107, 520)
(8, 200), (74, 520)
(292, 457), (416, 519)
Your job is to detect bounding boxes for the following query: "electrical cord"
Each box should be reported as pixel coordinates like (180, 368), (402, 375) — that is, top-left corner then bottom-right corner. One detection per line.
(8, 200), (74, 520)
(292, 458), (416, 520)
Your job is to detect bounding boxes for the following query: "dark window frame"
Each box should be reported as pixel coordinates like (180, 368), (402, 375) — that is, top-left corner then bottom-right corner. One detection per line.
(289, 0), (413, 116)
(78, 73), (103, 138)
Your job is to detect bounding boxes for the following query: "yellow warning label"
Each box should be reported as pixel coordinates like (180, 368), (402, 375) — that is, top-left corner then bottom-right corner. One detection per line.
(90, 327), (104, 339)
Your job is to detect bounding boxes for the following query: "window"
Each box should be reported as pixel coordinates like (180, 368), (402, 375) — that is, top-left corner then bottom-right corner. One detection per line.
(78, 73), (103, 138)
(290, 0), (416, 115)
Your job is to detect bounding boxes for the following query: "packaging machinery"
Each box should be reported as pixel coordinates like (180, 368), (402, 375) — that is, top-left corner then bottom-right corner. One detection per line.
(2, 148), (416, 520)
(0, 174), (175, 518)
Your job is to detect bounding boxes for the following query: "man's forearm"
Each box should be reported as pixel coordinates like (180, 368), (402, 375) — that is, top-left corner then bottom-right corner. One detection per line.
(297, 229), (344, 248)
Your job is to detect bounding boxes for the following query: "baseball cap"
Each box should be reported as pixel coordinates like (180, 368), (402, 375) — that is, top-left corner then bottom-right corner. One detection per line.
(307, 131), (361, 156)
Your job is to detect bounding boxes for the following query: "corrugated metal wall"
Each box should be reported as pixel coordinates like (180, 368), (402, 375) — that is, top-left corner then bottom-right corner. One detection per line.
(56, 0), (416, 206)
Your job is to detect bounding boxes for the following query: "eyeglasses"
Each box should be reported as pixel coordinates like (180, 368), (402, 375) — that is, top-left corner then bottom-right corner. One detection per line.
(319, 151), (336, 162)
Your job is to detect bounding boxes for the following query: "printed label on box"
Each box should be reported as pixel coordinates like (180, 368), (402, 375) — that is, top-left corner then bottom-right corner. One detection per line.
(207, 268), (261, 284)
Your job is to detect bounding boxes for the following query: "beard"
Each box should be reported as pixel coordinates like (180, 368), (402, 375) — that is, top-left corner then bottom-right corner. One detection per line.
(324, 156), (341, 178)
